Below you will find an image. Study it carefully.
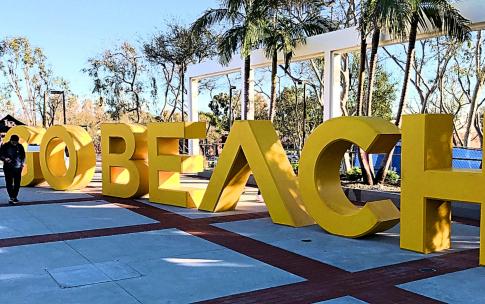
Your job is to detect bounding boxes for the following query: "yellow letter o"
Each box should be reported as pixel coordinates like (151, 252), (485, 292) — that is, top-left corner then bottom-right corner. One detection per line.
(40, 125), (96, 190)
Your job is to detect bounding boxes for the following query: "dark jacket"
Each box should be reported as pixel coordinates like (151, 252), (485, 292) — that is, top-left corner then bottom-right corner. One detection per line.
(0, 142), (26, 169)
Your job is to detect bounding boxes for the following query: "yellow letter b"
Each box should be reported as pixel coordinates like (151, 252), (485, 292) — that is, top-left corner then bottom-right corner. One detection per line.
(101, 124), (149, 198)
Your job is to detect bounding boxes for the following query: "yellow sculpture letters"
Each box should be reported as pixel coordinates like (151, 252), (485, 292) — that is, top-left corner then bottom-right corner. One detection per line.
(101, 124), (149, 198)
(198, 120), (314, 227)
(401, 114), (485, 265)
(147, 122), (206, 208)
(40, 125), (95, 190)
(299, 117), (401, 237)
(5, 126), (46, 186)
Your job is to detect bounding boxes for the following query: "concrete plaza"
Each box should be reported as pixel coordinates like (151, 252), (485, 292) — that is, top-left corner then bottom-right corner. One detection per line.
(0, 173), (482, 303)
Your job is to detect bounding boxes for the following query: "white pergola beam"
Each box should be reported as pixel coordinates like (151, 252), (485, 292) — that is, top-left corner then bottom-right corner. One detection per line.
(186, 0), (485, 125)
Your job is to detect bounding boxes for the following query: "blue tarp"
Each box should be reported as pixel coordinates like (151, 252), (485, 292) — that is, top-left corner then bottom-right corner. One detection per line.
(352, 145), (482, 174)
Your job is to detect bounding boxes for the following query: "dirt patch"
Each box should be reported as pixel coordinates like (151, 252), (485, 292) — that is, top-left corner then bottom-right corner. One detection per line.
(341, 181), (401, 193)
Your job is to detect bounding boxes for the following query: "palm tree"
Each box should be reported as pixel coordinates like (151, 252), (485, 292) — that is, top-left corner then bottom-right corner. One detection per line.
(357, 0), (409, 185)
(361, 0), (410, 116)
(255, 0), (334, 122)
(394, 0), (471, 127)
(191, 0), (266, 120)
(376, 0), (471, 184)
(356, 13), (367, 116)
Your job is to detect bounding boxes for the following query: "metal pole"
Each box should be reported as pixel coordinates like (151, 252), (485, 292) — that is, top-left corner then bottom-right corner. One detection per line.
(228, 87), (232, 128)
(43, 91), (47, 127)
(296, 81), (301, 154)
(181, 65), (185, 122)
(302, 82), (307, 147)
(62, 92), (66, 125)
(228, 86), (236, 128)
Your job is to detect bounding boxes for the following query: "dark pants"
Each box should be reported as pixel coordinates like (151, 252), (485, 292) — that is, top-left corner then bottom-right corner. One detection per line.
(4, 167), (22, 199)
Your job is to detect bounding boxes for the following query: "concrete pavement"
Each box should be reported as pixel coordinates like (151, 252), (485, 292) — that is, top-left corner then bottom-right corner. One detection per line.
(0, 175), (482, 303)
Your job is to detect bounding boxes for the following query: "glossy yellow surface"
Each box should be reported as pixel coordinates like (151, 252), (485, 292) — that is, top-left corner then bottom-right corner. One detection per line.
(401, 114), (485, 265)
(40, 125), (95, 190)
(147, 122), (206, 208)
(299, 117), (401, 237)
(198, 120), (314, 227)
(4, 126), (46, 186)
(101, 124), (149, 198)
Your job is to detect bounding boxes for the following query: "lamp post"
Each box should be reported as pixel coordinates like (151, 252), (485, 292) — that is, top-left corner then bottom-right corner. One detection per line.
(297, 80), (308, 147)
(43, 92), (47, 127)
(50, 90), (66, 125)
(302, 81), (307, 146)
(228, 85), (237, 128)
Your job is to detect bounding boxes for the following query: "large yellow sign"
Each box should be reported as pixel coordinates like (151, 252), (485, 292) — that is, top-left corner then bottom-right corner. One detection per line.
(6, 115), (484, 266)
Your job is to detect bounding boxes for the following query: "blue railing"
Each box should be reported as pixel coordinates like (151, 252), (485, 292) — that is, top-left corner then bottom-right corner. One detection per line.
(353, 145), (482, 174)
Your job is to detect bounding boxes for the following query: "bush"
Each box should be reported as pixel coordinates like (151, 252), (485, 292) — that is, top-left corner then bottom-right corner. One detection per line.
(344, 167), (362, 182)
(385, 170), (400, 185)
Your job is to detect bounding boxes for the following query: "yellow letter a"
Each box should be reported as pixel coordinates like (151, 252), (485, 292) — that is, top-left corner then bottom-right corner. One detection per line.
(198, 120), (314, 227)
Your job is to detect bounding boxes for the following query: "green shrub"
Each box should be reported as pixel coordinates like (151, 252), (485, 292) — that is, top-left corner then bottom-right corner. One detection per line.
(345, 167), (362, 182)
(385, 170), (400, 185)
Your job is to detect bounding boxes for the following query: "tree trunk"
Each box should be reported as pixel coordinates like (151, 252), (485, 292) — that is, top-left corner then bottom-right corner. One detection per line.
(356, 32), (367, 116)
(464, 31), (483, 147)
(376, 14), (419, 184)
(375, 147), (395, 184)
(395, 14), (419, 127)
(341, 54), (350, 116)
(269, 49), (278, 122)
(358, 147), (374, 185)
(365, 28), (380, 117)
(356, 26), (374, 185)
(243, 55), (251, 120)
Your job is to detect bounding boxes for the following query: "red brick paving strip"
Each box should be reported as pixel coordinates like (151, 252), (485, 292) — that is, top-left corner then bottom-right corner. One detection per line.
(0, 223), (168, 248)
(0, 197), (99, 208)
(0, 192), (480, 303)
(96, 195), (466, 303)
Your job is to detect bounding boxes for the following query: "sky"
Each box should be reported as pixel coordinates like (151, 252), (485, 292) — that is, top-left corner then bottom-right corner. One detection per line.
(0, 0), (218, 99)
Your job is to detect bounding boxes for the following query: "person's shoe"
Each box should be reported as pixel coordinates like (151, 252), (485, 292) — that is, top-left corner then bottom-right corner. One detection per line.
(8, 198), (15, 205)
(13, 198), (19, 203)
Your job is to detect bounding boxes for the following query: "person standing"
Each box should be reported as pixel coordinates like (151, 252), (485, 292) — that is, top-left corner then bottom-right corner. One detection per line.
(0, 135), (25, 204)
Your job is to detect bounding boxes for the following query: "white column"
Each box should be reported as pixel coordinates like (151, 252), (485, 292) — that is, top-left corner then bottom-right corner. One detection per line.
(187, 77), (200, 155)
(241, 66), (255, 120)
(187, 77), (199, 123)
(323, 51), (343, 121)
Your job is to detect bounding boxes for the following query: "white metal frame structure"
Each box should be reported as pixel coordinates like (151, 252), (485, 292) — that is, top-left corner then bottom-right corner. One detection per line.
(186, 0), (485, 152)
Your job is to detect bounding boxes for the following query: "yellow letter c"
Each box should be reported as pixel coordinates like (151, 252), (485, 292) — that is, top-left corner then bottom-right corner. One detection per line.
(299, 117), (401, 237)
